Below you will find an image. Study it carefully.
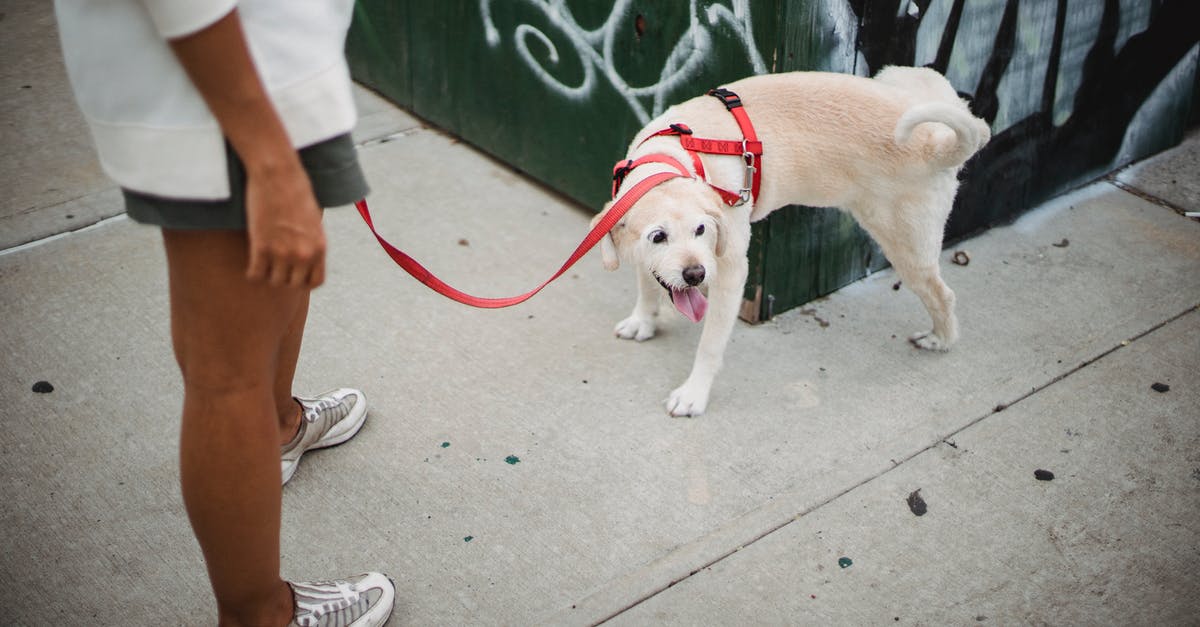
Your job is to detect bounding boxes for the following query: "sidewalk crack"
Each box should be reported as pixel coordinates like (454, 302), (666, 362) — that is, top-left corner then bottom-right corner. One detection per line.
(1106, 175), (1194, 217)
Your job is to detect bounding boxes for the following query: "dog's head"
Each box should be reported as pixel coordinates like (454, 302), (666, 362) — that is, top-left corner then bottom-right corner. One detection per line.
(591, 178), (727, 322)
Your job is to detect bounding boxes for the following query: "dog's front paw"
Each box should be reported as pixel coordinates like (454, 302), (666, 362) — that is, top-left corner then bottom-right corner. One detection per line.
(909, 331), (951, 352)
(666, 382), (710, 417)
(615, 315), (656, 342)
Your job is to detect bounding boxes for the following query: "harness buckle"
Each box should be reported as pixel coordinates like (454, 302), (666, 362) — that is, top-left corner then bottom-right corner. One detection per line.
(611, 159), (634, 198)
(669, 123), (693, 135)
(737, 151), (756, 206)
(708, 88), (742, 111)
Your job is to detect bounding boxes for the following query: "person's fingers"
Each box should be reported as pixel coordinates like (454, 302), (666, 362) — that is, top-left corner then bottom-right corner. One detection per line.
(308, 257), (326, 289)
(284, 263), (306, 288)
(267, 253), (290, 287)
(246, 245), (268, 282)
(304, 232), (327, 289)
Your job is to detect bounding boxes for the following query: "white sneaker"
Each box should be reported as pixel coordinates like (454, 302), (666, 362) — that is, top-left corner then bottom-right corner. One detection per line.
(281, 388), (368, 485)
(288, 572), (395, 626)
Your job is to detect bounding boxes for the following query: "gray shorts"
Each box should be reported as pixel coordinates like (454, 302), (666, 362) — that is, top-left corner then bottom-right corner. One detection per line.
(123, 134), (369, 230)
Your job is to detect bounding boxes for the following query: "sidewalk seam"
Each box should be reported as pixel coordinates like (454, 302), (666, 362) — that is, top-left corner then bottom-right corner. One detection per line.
(1106, 174), (1193, 217)
(356, 126), (426, 148)
(0, 213), (129, 258)
(3, 124), (426, 257)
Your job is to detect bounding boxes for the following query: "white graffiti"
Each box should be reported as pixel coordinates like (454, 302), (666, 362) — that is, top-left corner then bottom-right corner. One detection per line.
(480, 0), (768, 125)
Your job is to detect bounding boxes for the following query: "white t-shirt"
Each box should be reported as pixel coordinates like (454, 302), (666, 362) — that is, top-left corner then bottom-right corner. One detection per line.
(55, 0), (358, 200)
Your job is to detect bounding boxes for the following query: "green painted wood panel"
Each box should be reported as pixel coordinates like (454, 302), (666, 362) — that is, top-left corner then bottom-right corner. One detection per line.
(349, 1), (779, 209)
(346, 1), (412, 108)
(741, 0), (891, 321)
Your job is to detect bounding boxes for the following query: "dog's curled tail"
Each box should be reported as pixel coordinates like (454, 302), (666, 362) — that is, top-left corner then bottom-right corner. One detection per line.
(894, 102), (991, 170)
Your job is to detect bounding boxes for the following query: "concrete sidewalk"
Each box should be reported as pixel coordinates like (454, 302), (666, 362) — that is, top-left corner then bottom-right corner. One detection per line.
(2, 13), (1198, 624)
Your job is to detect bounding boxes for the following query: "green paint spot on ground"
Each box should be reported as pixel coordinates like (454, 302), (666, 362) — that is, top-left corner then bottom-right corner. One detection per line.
(464, 536), (473, 542)
(838, 557), (853, 569)
(505, 455), (520, 465)
(441, 442), (450, 448)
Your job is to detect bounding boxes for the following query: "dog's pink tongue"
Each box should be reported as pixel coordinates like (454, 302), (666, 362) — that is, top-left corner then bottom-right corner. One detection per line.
(672, 287), (708, 322)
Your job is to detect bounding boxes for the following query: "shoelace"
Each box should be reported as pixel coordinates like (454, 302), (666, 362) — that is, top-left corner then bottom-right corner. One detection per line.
(295, 581), (366, 626)
(303, 397), (344, 423)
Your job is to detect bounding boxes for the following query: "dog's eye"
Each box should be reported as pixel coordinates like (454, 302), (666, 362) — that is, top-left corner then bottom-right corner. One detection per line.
(650, 230), (667, 244)
(695, 224), (705, 237)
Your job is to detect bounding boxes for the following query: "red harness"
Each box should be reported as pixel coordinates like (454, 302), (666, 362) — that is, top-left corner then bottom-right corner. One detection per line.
(355, 88), (761, 308)
(612, 88), (762, 207)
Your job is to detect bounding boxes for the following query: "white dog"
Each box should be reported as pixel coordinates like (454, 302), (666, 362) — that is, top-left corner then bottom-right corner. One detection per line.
(592, 66), (991, 417)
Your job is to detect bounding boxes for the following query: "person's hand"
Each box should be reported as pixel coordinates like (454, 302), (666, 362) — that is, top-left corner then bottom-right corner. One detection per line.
(243, 159), (327, 289)
(166, 10), (327, 290)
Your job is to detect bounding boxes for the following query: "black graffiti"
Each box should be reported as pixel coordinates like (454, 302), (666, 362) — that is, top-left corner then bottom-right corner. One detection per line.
(849, 0), (1200, 240)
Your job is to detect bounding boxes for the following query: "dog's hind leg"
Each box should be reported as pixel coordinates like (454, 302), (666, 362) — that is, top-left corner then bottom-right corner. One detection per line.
(894, 259), (958, 351)
(855, 195), (959, 351)
(615, 270), (661, 342)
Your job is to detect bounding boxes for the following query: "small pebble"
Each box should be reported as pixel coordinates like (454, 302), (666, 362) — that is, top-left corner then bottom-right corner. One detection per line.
(906, 489), (928, 516)
(505, 455), (520, 465)
(837, 557), (853, 569)
(1034, 469), (1055, 481)
(32, 381), (54, 394)
(1150, 382), (1170, 393)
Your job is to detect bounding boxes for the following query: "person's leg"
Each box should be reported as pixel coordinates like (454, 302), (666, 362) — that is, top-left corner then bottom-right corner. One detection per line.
(274, 293), (309, 446)
(164, 227), (306, 627)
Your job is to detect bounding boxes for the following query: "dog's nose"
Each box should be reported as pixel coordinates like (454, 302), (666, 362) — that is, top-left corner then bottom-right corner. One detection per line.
(682, 265), (706, 286)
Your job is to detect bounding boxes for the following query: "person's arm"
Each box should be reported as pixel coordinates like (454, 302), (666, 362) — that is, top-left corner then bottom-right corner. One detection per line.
(167, 8), (326, 288)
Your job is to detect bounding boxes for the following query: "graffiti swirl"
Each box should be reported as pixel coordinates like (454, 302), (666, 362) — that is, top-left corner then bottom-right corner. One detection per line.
(480, 0), (768, 124)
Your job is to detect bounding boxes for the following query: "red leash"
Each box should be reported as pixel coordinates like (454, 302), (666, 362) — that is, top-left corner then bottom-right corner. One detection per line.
(354, 169), (684, 308)
(355, 87), (760, 309)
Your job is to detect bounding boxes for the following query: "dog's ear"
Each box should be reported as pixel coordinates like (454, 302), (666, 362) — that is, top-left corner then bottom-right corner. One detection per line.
(590, 203), (621, 271)
(702, 204), (727, 257)
(600, 231), (620, 271)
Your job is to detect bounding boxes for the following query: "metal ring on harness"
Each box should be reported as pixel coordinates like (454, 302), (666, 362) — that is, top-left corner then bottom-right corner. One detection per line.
(738, 148), (757, 206)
